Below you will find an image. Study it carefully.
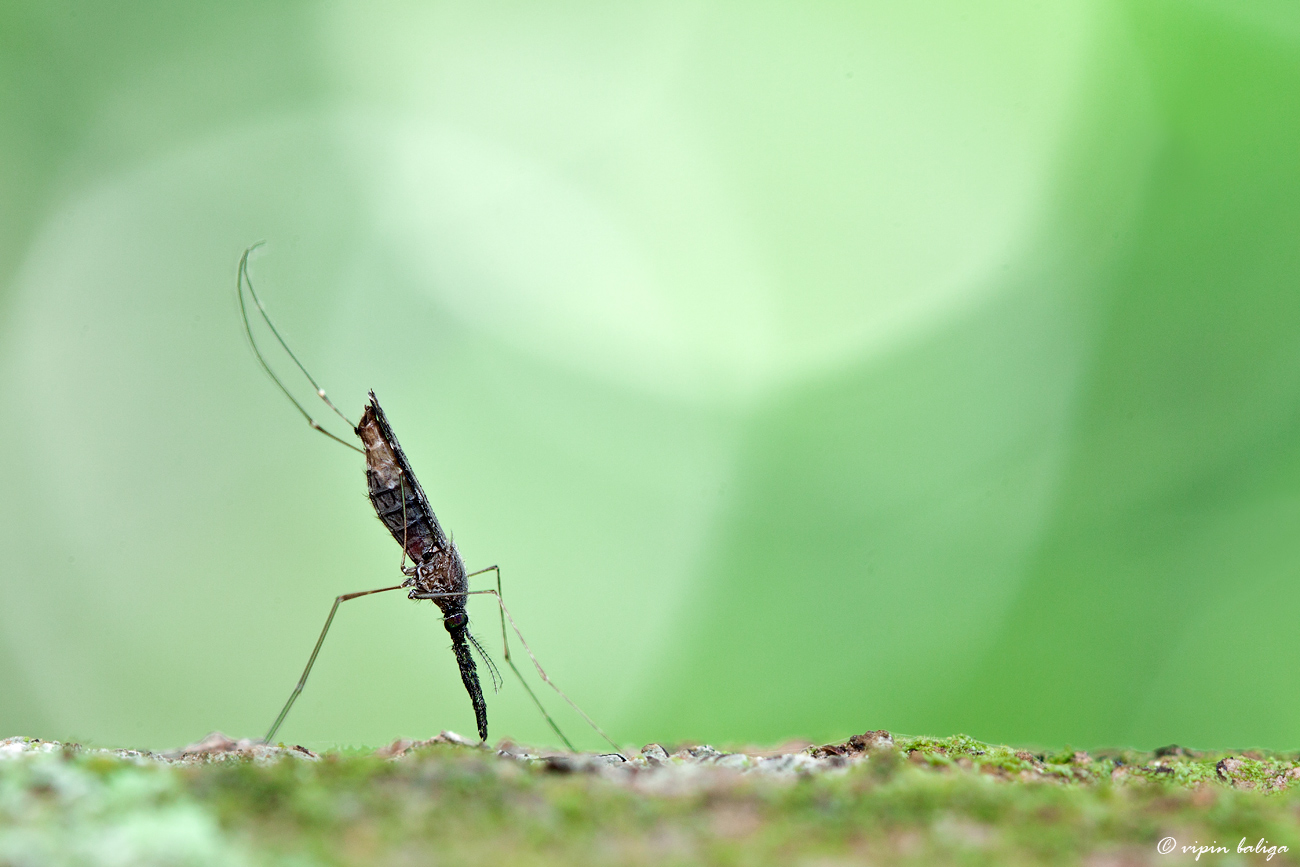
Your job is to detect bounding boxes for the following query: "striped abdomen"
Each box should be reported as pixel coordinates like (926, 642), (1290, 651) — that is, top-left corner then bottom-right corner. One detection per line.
(355, 394), (446, 559)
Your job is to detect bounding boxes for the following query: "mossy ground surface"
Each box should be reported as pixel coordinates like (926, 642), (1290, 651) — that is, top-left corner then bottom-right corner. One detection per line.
(2, 733), (1298, 866)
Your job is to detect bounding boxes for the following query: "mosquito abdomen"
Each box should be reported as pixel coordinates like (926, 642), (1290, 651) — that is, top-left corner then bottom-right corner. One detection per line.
(355, 395), (449, 565)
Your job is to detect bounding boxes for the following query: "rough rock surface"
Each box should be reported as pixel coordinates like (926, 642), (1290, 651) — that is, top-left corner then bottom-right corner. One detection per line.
(3, 731), (1299, 866)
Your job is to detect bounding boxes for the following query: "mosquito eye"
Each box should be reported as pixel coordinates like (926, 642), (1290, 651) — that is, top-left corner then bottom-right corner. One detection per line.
(443, 612), (468, 630)
(421, 550), (434, 562)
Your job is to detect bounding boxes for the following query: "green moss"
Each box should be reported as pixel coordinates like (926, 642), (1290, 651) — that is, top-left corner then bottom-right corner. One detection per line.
(2, 737), (1298, 866)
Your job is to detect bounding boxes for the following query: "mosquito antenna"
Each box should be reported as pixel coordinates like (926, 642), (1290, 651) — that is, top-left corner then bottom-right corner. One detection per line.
(467, 629), (503, 693)
(237, 244), (363, 455)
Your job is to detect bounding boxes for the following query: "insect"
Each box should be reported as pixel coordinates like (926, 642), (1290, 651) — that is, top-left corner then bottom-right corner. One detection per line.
(237, 244), (615, 751)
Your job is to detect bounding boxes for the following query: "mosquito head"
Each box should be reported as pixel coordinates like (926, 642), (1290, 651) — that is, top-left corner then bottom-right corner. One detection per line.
(443, 610), (468, 632)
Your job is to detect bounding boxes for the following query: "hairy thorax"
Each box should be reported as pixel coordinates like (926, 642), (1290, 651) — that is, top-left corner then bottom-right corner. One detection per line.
(406, 544), (468, 603)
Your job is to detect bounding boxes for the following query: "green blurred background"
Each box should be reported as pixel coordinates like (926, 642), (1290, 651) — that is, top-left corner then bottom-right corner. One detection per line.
(1, 0), (1298, 754)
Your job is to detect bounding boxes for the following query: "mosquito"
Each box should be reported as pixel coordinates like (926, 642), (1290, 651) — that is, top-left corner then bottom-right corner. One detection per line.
(238, 244), (615, 752)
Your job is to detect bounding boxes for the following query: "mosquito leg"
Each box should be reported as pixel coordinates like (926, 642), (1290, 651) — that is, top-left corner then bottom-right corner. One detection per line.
(237, 245), (363, 454)
(399, 477), (408, 573)
(263, 583), (405, 744)
(457, 567), (571, 749)
(422, 580), (619, 751)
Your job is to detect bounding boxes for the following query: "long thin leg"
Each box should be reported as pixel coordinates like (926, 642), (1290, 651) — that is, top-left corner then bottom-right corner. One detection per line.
(420, 579), (619, 751)
(461, 568), (570, 749)
(237, 244), (363, 455)
(263, 583), (405, 744)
